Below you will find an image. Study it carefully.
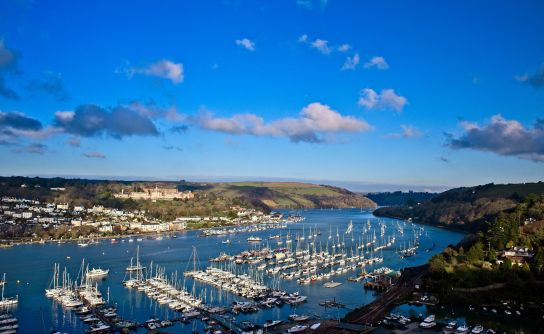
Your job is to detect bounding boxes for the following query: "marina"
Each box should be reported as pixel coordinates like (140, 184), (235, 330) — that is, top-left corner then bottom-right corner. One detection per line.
(0, 209), (465, 333)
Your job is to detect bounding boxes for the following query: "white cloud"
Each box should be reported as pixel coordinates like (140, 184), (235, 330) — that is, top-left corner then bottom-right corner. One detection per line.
(387, 125), (423, 138)
(310, 39), (331, 55)
(193, 102), (371, 143)
(300, 34), (354, 59)
(515, 65), (544, 88)
(363, 56), (389, 70)
(235, 38), (256, 52)
(459, 120), (479, 131)
(296, 0), (328, 10)
(514, 73), (529, 82)
(54, 111), (75, 122)
(338, 44), (352, 52)
(400, 125), (422, 138)
(124, 60), (184, 84)
(341, 53), (360, 70)
(358, 88), (408, 112)
(448, 115), (544, 162)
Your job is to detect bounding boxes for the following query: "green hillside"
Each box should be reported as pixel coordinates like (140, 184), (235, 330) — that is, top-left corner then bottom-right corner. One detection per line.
(205, 182), (376, 210)
(374, 182), (544, 231)
(0, 177), (376, 219)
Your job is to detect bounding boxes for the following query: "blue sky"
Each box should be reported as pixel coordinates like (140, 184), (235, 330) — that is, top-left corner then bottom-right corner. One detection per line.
(0, 0), (543, 191)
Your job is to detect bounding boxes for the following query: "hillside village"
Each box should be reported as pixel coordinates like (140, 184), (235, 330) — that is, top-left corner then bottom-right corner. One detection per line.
(0, 191), (277, 244)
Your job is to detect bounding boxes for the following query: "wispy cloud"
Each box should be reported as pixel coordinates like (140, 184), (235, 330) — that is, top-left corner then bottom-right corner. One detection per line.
(296, 0), (328, 10)
(0, 76), (18, 100)
(193, 102), (371, 143)
(170, 125), (189, 134)
(387, 125), (423, 139)
(299, 34), (352, 57)
(358, 88), (408, 113)
(298, 34), (308, 43)
(341, 53), (360, 70)
(13, 143), (47, 155)
(128, 100), (184, 122)
(515, 64), (544, 89)
(337, 44), (352, 53)
(0, 40), (18, 70)
(67, 137), (80, 147)
(363, 56), (389, 70)
(163, 145), (183, 151)
(27, 71), (68, 101)
(0, 39), (21, 100)
(235, 38), (256, 52)
(447, 115), (544, 162)
(119, 59), (184, 84)
(83, 151), (106, 159)
(310, 39), (331, 55)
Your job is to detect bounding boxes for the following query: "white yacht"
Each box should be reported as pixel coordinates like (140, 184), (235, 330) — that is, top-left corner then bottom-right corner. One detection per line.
(419, 314), (436, 329)
(456, 324), (470, 334)
(0, 274), (18, 307)
(471, 325), (484, 334)
(263, 320), (282, 328)
(86, 268), (109, 278)
(287, 325), (308, 333)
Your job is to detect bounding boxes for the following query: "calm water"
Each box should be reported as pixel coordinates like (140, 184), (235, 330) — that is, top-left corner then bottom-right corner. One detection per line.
(0, 208), (464, 333)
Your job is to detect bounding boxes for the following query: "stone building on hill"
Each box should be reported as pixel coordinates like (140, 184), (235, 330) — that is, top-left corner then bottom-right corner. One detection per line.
(114, 186), (194, 201)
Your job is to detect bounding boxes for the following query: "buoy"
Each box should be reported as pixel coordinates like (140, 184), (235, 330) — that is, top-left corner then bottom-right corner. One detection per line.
(16, 280), (20, 284)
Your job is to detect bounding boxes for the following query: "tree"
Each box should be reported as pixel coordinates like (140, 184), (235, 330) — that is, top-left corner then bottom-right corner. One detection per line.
(487, 247), (497, 262)
(429, 254), (448, 275)
(501, 258), (513, 270)
(533, 247), (544, 273)
(467, 242), (484, 263)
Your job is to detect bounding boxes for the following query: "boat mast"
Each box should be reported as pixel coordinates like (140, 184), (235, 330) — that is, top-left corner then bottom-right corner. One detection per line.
(1, 273), (5, 301)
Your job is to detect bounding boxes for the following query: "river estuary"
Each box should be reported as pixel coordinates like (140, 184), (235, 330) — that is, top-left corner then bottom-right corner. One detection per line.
(0, 208), (465, 333)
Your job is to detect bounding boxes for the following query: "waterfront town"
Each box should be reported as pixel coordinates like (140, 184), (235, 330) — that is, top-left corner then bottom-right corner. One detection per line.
(0, 186), (281, 244)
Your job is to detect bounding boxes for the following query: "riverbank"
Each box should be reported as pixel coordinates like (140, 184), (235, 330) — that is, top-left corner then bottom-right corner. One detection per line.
(0, 215), (298, 247)
(372, 208), (472, 236)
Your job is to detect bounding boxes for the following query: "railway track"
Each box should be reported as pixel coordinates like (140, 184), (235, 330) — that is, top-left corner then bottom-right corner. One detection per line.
(314, 265), (428, 334)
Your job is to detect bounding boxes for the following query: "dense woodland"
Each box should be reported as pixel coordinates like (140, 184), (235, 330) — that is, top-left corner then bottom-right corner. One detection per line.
(374, 182), (544, 232)
(365, 191), (436, 206)
(424, 191), (544, 304)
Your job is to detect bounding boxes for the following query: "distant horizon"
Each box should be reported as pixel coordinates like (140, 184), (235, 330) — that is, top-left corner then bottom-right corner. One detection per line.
(4, 172), (540, 194)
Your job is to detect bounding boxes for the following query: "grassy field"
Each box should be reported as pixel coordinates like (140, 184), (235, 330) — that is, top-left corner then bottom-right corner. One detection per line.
(204, 181), (376, 210)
